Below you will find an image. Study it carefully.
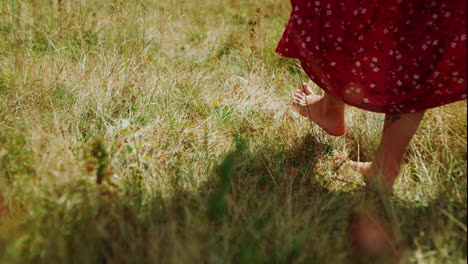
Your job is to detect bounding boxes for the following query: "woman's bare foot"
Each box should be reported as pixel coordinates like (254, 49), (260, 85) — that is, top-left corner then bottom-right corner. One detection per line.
(349, 161), (384, 190)
(292, 84), (346, 136)
(349, 161), (372, 179)
(350, 161), (396, 193)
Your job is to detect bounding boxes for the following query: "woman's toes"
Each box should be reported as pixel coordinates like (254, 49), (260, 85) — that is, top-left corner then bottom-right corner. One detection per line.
(349, 161), (372, 175)
(293, 93), (305, 105)
(294, 90), (305, 97)
(292, 93), (301, 102)
(292, 99), (299, 107)
(349, 161), (364, 170)
(292, 93), (303, 106)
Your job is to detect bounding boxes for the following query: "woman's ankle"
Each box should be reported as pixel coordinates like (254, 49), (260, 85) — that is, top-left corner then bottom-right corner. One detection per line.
(368, 161), (400, 193)
(323, 92), (345, 110)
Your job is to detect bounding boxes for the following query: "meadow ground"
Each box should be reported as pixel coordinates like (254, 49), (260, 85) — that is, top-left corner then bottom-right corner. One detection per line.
(0, 0), (466, 263)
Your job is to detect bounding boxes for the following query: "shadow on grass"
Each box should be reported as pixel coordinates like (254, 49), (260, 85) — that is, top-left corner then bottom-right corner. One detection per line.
(190, 135), (465, 264)
(1, 135), (466, 264)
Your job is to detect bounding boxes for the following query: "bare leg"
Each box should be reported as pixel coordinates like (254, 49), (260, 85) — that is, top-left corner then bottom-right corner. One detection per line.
(292, 84), (346, 136)
(350, 111), (425, 193)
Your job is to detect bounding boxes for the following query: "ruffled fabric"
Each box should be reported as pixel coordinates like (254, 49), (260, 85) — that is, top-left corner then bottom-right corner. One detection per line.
(276, 0), (467, 113)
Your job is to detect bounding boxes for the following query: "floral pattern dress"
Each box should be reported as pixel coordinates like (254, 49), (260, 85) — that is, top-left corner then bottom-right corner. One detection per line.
(276, 0), (467, 113)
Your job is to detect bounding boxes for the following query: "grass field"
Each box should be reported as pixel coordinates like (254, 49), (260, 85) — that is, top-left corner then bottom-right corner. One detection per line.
(0, 0), (466, 263)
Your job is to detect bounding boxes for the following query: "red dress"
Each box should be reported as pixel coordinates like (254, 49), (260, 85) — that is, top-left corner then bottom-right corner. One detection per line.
(276, 0), (467, 113)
